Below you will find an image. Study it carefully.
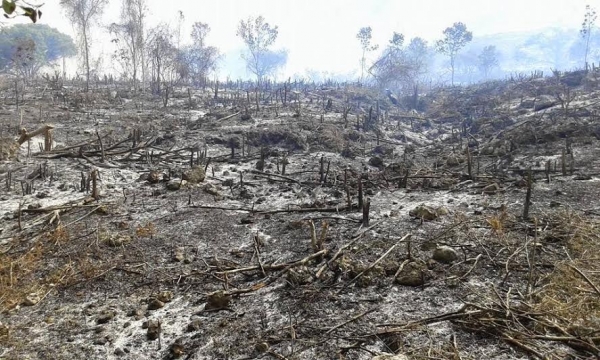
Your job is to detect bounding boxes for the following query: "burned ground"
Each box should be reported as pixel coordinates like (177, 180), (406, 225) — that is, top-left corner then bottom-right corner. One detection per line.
(1, 71), (600, 360)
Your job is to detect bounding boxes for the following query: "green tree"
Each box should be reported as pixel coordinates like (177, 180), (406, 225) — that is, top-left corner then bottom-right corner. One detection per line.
(478, 45), (499, 78)
(436, 22), (473, 85)
(236, 16), (279, 84)
(406, 37), (430, 82)
(357, 26), (378, 83)
(2, 0), (42, 22)
(369, 32), (408, 89)
(60, 0), (107, 92)
(0, 24), (76, 78)
(180, 22), (221, 86)
(581, 4), (597, 70)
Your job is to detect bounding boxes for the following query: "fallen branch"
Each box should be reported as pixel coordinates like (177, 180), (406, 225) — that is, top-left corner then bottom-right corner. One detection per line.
(216, 249), (328, 276)
(338, 233), (411, 293)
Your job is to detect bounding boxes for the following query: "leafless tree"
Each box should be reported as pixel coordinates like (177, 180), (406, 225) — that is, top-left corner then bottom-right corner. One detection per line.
(147, 23), (183, 101)
(60, 0), (106, 92)
(109, 0), (148, 91)
(581, 4), (597, 71)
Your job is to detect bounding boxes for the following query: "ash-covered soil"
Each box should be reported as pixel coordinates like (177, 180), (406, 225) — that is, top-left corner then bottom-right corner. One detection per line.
(2, 73), (600, 360)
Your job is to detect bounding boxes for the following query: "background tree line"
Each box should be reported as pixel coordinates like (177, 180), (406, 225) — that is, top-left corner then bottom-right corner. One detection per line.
(0, 0), (598, 94)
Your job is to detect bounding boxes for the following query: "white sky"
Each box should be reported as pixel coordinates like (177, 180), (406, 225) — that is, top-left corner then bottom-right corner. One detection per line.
(8, 0), (594, 78)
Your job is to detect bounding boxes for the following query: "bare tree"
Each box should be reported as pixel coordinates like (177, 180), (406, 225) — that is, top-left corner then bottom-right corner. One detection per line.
(357, 26), (379, 83)
(236, 15), (279, 84)
(109, 0), (148, 91)
(60, 0), (106, 92)
(581, 4), (597, 71)
(147, 23), (183, 101)
(436, 22), (473, 86)
(478, 45), (499, 79)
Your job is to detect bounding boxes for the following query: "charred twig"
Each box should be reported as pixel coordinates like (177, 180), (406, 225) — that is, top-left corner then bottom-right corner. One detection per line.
(338, 234), (411, 293)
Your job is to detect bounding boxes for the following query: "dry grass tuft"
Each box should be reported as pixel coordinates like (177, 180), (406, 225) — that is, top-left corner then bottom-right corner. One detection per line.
(486, 210), (508, 234)
(533, 211), (600, 336)
(136, 222), (156, 238)
(0, 225), (104, 313)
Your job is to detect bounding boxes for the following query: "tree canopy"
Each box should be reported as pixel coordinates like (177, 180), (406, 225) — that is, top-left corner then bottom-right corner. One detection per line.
(0, 24), (76, 77)
(237, 16), (280, 83)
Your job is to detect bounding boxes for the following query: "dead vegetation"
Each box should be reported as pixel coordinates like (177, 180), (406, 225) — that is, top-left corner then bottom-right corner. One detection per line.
(1, 69), (600, 359)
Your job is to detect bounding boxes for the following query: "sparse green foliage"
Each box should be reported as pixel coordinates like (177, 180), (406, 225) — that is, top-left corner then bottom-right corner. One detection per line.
(389, 32), (404, 48)
(369, 32), (410, 89)
(580, 4), (597, 70)
(2, 0), (42, 23)
(0, 24), (76, 78)
(478, 45), (499, 78)
(436, 22), (473, 85)
(357, 26), (379, 83)
(236, 16), (280, 83)
(180, 22), (221, 86)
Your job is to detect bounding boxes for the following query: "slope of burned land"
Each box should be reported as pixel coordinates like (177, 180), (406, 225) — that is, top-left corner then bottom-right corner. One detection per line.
(1, 71), (600, 360)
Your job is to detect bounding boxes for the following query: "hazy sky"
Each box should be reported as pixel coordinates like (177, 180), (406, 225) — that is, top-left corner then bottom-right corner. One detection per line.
(7, 0), (592, 78)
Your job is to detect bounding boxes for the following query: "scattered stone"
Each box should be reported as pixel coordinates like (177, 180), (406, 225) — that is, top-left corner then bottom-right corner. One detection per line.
(36, 192), (49, 199)
(23, 292), (41, 306)
(128, 308), (145, 320)
(372, 145), (394, 156)
(166, 180), (183, 191)
(170, 338), (185, 358)
(533, 95), (557, 111)
(106, 235), (131, 247)
(483, 183), (501, 194)
(174, 247), (185, 262)
(446, 155), (463, 166)
(93, 336), (110, 345)
(147, 170), (162, 184)
(408, 205), (448, 221)
(432, 246), (459, 264)
(186, 319), (202, 332)
(255, 342), (270, 353)
(157, 291), (173, 303)
(203, 183), (221, 196)
(0, 138), (19, 161)
(148, 298), (165, 310)
(96, 310), (116, 324)
(372, 354), (409, 360)
(395, 260), (427, 286)
(240, 216), (254, 225)
(368, 156), (384, 168)
(114, 348), (125, 356)
(409, 205), (437, 221)
(286, 266), (314, 286)
(436, 206), (449, 216)
(0, 323), (9, 337)
(146, 320), (161, 340)
(205, 290), (231, 311)
(182, 166), (206, 184)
